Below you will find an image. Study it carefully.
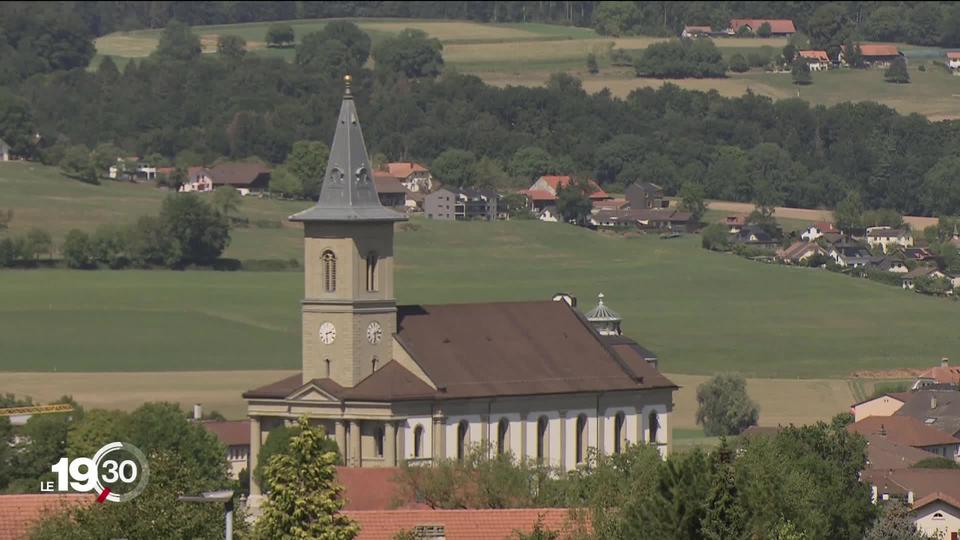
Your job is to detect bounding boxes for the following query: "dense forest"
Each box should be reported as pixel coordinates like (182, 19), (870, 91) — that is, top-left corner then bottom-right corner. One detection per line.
(1, 5), (960, 217)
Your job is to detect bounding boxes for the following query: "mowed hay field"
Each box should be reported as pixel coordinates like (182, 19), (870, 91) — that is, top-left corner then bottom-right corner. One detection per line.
(2, 166), (960, 377)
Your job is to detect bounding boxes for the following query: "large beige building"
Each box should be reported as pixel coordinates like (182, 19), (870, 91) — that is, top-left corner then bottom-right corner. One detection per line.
(244, 81), (677, 497)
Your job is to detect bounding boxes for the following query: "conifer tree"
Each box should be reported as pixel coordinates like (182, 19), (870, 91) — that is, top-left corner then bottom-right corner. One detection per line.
(254, 417), (358, 540)
(884, 57), (910, 83)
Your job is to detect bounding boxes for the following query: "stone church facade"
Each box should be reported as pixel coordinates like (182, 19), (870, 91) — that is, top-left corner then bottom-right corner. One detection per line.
(244, 80), (676, 497)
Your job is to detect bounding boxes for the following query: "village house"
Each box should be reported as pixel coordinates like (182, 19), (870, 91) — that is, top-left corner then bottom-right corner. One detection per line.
(777, 240), (827, 264)
(372, 172), (407, 209)
(852, 392), (914, 422)
(949, 52), (960, 72)
(913, 358), (960, 390)
(905, 246), (938, 262)
(862, 469), (960, 540)
(591, 198), (629, 213)
(900, 266), (945, 290)
(243, 84), (677, 504)
(423, 186), (498, 221)
(624, 181), (667, 209)
(866, 226), (913, 252)
(895, 389), (960, 439)
(844, 44), (903, 68)
(201, 419), (251, 479)
(208, 162), (271, 195)
(107, 156), (139, 180)
(800, 221), (839, 241)
(798, 50), (831, 71)
(179, 166), (214, 193)
(868, 255), (909, 273)
(727, 18), (797, 37)
(523, 175), (610, 213)
(848, 415), (960, 460)
(385, 162), (432, 193)
(0, 138), (9, 161)
(590, 208), (691, 232)
(828, 241), (873, 268)
(861, 433), (935, 469)
(538, 205), (560, 222)
(724, 214), (748, 233)
(731, 225), (778, 247)
(681, 25), (712, 38)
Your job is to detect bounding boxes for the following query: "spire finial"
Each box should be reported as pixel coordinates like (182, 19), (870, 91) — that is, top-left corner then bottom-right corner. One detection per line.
(344, 74), (352, 96)
(597, 292), (604, 305)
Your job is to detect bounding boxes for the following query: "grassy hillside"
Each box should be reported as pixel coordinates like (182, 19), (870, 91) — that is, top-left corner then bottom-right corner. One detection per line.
(2, 166), (959, 377)
(92, 18), (960, 118)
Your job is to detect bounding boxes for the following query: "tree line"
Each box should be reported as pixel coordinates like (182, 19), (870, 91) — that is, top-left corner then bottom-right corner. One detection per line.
(3, 17), (960, 217)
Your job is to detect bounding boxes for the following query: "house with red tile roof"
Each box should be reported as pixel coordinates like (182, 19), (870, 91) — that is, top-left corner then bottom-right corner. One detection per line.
(344, 508), (584, 540)
(202, 419), (250, 479)
(848, 415), (960, 459)
(800, 221), (839, 241)
(728, 19), (797, 36)
(385, 162), (432, 193)
(861, 469), (960, 539)
(913, 358), (960, 390)
(798, 50), (831, 70)
(948, 52), (960, 71)
(843, 44), (903, 67)
(0, 494), (92, 540)
(523, 175), (609, 212)
(681, 25), (712, 38)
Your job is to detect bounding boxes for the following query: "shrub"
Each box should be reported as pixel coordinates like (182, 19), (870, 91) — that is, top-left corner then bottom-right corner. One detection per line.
(701, 223), (731, 251)
(729, 54), (749, 73)
(635, 38), (726, 78)
(62, 229), (96, 269)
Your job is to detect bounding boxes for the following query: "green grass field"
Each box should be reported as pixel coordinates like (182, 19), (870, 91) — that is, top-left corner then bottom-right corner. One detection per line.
(2, 163), (960, 377)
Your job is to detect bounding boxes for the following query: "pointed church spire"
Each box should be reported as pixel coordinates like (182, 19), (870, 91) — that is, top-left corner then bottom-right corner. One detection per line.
(290, 76), (406, 223)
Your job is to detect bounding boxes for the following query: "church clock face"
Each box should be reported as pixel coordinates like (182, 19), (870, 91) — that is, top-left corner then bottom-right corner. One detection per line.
(366, 321), (383, 344)
(318, 322), (336, 345)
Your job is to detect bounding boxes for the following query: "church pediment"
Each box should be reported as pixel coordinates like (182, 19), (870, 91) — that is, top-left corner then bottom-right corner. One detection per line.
(286, 381), (344, 403)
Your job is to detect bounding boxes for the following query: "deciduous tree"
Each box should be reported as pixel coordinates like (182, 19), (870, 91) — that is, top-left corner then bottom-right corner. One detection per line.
(266, 23), (295, 48)
(695, 374), (759, 436)
(372, 29), (443, 78)
(217, 35), (247, 60)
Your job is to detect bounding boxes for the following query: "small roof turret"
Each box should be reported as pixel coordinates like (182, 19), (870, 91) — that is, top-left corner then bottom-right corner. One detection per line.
(585, 293), (621, 322)
(290, 75), (406, 223)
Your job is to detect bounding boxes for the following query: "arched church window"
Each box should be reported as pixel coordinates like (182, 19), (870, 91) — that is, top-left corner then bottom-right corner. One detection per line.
(457, 420), (469, 461)
(372, 357), (379, 372)
(576, 414), (588, 463)
(614, 412), (626, 454)
(322, 250), (336, 292)
(413, 425), (424, 458)
(325, 359), (331, 378)
(374, 425), (385, 457)
(648, 411), (659, 444)
(366, 251), (378, 292)
(497, 418), (509, 455)
(536, 416), (549, 462)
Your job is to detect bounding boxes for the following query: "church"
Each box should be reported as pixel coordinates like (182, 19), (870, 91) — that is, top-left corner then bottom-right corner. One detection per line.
(244, 79), (676, 497)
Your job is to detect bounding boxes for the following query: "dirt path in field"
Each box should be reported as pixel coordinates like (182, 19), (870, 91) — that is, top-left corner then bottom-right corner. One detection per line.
(706, 201), (938, 231)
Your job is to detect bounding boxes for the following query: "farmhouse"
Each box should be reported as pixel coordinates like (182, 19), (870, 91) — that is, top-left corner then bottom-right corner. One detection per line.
(592, 198), (628, 212)
(866, 226), (913, 252)
(423, 186), (497, 221)
(681, 25), (712, 38)
(0, 138), (9, 161)
(590, 208), (691, 232)
(845, 44), (903, 67)
(949, 52), (960, 71)
(180, 166), (213, 193)
(728, 18), (796, 37)
(724, 214), (748, 233)
(523, 175), (609, 212)
(372, 172), (407, 209)
(800, 221), (838, 241)
(798, 50), (831, 71)
(243, 83), (677, 500)
(208, 162), (271, 194)
(900, 266), (945, 290)
(777, 240), (827, 264)
(385, 162), (432, 193)
(624, 181), (667, 209)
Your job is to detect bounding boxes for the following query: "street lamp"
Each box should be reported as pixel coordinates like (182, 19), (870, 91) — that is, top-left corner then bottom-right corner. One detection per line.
(178, 489), (235, 540)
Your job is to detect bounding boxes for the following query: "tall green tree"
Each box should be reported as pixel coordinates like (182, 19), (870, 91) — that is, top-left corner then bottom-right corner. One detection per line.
(920, 156), (960, 216)
(432, 148), (477, 187)
(863, 501), (930, 540)
(700, 440), (747, 540)
(679, 181), (707, 225)
(158, 194), (230, 267)
(254, 423), (339, 493)
(211, 186), (242, 219)
(372, 29), (443, 78)
(791, 59), (812, 85)
(695, 374), (759, 436)
(556, 179), (593, 226)
(884, 57), (910, 84)
(217, 35), (247, 60)
(285, 140), (330, 198)
(265, 23), (295, 48)
(255, 418), (359, 540)
(296, 34), (353, 78)
(835, 191), (865, 233)
(154, 20), (202, 61)
(625, 449), (713, 540)
(59, 145), (97, 184)
(314, 21), (371, 66)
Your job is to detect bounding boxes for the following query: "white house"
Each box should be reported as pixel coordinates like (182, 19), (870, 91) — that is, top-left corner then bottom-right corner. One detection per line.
(180, 166), (214, 193)
(539, 206), (560, 223)
(0, 138), (9, 161)
(867, 227), (914, 253)
(947, 52), (960, 71)
(798, 50), (831, 71)
(800, 221), (839, 241)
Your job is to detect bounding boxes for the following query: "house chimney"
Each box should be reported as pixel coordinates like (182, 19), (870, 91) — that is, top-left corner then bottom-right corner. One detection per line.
(907, 490), (914, 505)
(193, 403), (202, 421)
(942, 357), (949, 368)
(879, 424), (886, 437)
(931, 395), (938, 410)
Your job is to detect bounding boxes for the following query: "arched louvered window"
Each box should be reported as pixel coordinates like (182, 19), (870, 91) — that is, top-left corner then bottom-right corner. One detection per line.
(457, 420), (469, 461)
(536, 416), (549, 462)
(497, 418), (509, 456)
(576, 414), (588, 463)
(366, 251), (378, 292)
(614, 412), (626, 454)
(322, 250), (336, 292)
(413, 425), (424, 458)
(648, 411), (659, 444)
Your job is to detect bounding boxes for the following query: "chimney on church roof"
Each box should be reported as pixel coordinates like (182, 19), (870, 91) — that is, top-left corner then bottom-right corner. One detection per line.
(289, 75), (406, 223)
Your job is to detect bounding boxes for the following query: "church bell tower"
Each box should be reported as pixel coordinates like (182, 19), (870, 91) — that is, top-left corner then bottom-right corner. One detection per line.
(290, 76), (407, 387)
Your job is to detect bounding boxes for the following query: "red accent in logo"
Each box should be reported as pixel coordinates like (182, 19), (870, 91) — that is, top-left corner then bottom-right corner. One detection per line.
(96, 487), (111, 503)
